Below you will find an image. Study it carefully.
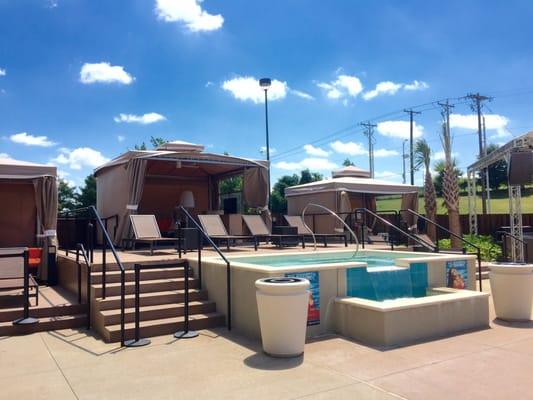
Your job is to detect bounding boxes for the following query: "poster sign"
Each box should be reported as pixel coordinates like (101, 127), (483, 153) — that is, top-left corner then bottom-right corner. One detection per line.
(285, 271), (320, 326)
(445, 260), (468, 289)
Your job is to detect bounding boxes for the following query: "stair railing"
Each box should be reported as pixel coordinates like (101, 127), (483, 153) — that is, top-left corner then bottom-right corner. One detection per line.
(62, 206), (126, 346)
(125, 262), (197, 347)
(178, 206), (233, 331)
(75, 243), (92, 329)
(401, 208), (483, 291)
(355, 208), (437, 252)
(301, 203), (359, 255)
(0, 248), (39, 325)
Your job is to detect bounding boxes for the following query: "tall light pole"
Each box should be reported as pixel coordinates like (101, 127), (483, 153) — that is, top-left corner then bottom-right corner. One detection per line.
(259, 78), (272, 208)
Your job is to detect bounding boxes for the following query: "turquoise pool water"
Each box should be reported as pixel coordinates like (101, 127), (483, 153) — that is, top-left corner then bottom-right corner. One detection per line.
(232, 251), (425, 268)
(230, 251), (430, 301)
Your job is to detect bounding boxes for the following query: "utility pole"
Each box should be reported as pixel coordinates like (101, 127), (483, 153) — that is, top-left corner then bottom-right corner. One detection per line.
(402, 139), (408, 184)
(361, 122), (377, 178)
(465, 92), (492, 215)
(404, 109), (421, 185)
(437, 100), (454, 155)
(483, 116), (491, 214)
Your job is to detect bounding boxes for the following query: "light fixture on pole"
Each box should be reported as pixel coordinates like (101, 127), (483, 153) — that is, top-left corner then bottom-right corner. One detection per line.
(259, 77), (272, 208)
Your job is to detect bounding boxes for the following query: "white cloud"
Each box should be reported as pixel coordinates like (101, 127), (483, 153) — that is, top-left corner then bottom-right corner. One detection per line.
(304, 144), (330, 157)
(51, 147), (109, 170)
(329, 140), (367, 156)
(404, 80), (429, 91)
(205, 81), (213, 87)
(449, 113), (511, 139)
(259, 146), (277, 155)
(117, 135), (126, 142)
(155, 0), (224, 32)
(363, 81), (403, 100)
(316, 74), (363, 101)
(274, 157), (337, 171)
(374, 148), (399, 157)
(80, 62), (134, 85)
(10, 132), (56, 147)
(113, 112), (166, 124)
(363, 80), (429, 100)
(0, 153), (9, 158)
(433, 151), (459, 161)
(0, 68), (6, 76)
(291, 89), (314, 100)
(222, 76), (287, 103)
(377, 120), (424, 139)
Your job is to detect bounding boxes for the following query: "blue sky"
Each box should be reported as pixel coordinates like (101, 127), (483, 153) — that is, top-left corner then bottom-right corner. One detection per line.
(1, 0), (533, 187)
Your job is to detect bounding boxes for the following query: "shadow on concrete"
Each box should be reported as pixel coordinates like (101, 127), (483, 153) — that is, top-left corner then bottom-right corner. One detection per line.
(492, 318), (533, 329)
(46, 329), (125, 356)
(244, 352), (304, 370)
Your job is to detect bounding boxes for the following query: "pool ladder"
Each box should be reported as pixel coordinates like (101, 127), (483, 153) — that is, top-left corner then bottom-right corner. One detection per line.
(302, 203), (359, 256)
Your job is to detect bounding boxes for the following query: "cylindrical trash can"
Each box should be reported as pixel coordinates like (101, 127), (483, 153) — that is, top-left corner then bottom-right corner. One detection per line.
(489, 263), (533, 321)
(255, 277), (310, 357)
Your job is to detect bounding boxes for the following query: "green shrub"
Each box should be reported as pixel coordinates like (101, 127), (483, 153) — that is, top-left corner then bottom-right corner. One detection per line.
(437, 234), (501, 261)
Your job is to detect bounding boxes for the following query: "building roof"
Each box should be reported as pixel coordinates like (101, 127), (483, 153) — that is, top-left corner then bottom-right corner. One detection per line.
(331, 166), (371, 178)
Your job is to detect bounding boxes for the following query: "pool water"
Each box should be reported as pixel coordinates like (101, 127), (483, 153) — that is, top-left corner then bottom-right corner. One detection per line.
(231, 251), (431, 302)
(232, 251), (424, 268)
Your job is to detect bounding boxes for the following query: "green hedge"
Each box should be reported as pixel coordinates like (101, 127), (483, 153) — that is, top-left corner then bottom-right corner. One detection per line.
(437, 234), (502, 261)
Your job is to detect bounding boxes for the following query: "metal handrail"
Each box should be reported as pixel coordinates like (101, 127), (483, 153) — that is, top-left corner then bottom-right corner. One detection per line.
(301, 203), (359, 255)
(401, 208), (483, 291)
(0, 248), (38, 325)
(355, 208), (436, 252)
(496, 230), (528, 263)
(75, 243), (92, 329)
(60, 206), (127, 346)
(178, 206), (233, 330)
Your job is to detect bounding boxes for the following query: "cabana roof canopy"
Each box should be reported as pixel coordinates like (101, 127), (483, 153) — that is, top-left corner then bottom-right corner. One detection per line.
(0, 157), (56, 179)
(94, 149), (268, 177)
(285, 176), (418, 197)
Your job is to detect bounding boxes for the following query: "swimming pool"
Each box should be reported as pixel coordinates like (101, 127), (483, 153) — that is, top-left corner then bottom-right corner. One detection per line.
(232, 250), (427, 268)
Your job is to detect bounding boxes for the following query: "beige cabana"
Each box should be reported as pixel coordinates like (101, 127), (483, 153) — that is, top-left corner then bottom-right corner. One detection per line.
(0, 157), (58, 280)
(286, 167), (419, 234)
(94, 141), (269, 245)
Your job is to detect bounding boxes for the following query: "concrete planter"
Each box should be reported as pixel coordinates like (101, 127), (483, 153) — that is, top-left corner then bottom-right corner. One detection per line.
(255, 277), (310, 357)
(489, 263), (533, 321)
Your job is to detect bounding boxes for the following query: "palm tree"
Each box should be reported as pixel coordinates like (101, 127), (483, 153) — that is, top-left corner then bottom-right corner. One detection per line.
(414, 139), (437, 242)
(439, 122), (462, 248)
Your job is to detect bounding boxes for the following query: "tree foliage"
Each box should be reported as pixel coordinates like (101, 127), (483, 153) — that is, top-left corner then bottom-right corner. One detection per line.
(76, 174), (96, 208)
(485, 144), (508, 189)
(58, 179), (78, 211)
(134, 136), (168, 150)
(271, 170), (323, 213)
(342, 158), (355, 167)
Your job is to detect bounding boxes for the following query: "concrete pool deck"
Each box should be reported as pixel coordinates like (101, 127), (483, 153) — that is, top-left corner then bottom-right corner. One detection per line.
(1, 280), (532, 400)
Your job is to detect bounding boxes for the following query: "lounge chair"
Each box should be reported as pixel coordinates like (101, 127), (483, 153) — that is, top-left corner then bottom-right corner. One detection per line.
(0, 248), (39, 306)
(197, 215), (257, 251)
(242, 215), (304, 248)
(284, 215), (348, 247)
(128, 215), (181, 255)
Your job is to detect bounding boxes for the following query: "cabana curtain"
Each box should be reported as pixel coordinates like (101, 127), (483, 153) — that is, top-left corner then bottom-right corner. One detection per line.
(33, 176), (58, 280)
(243, 167), (269, 208)
(115, 158), (148, 245)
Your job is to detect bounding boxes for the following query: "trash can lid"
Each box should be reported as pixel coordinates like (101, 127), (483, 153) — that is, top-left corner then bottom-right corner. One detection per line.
(255, 276), (310, 294)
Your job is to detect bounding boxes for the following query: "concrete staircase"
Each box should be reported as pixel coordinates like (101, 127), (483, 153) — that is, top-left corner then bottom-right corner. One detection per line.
(90, 260), (225, 343)
(0, 292), (87, 337)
